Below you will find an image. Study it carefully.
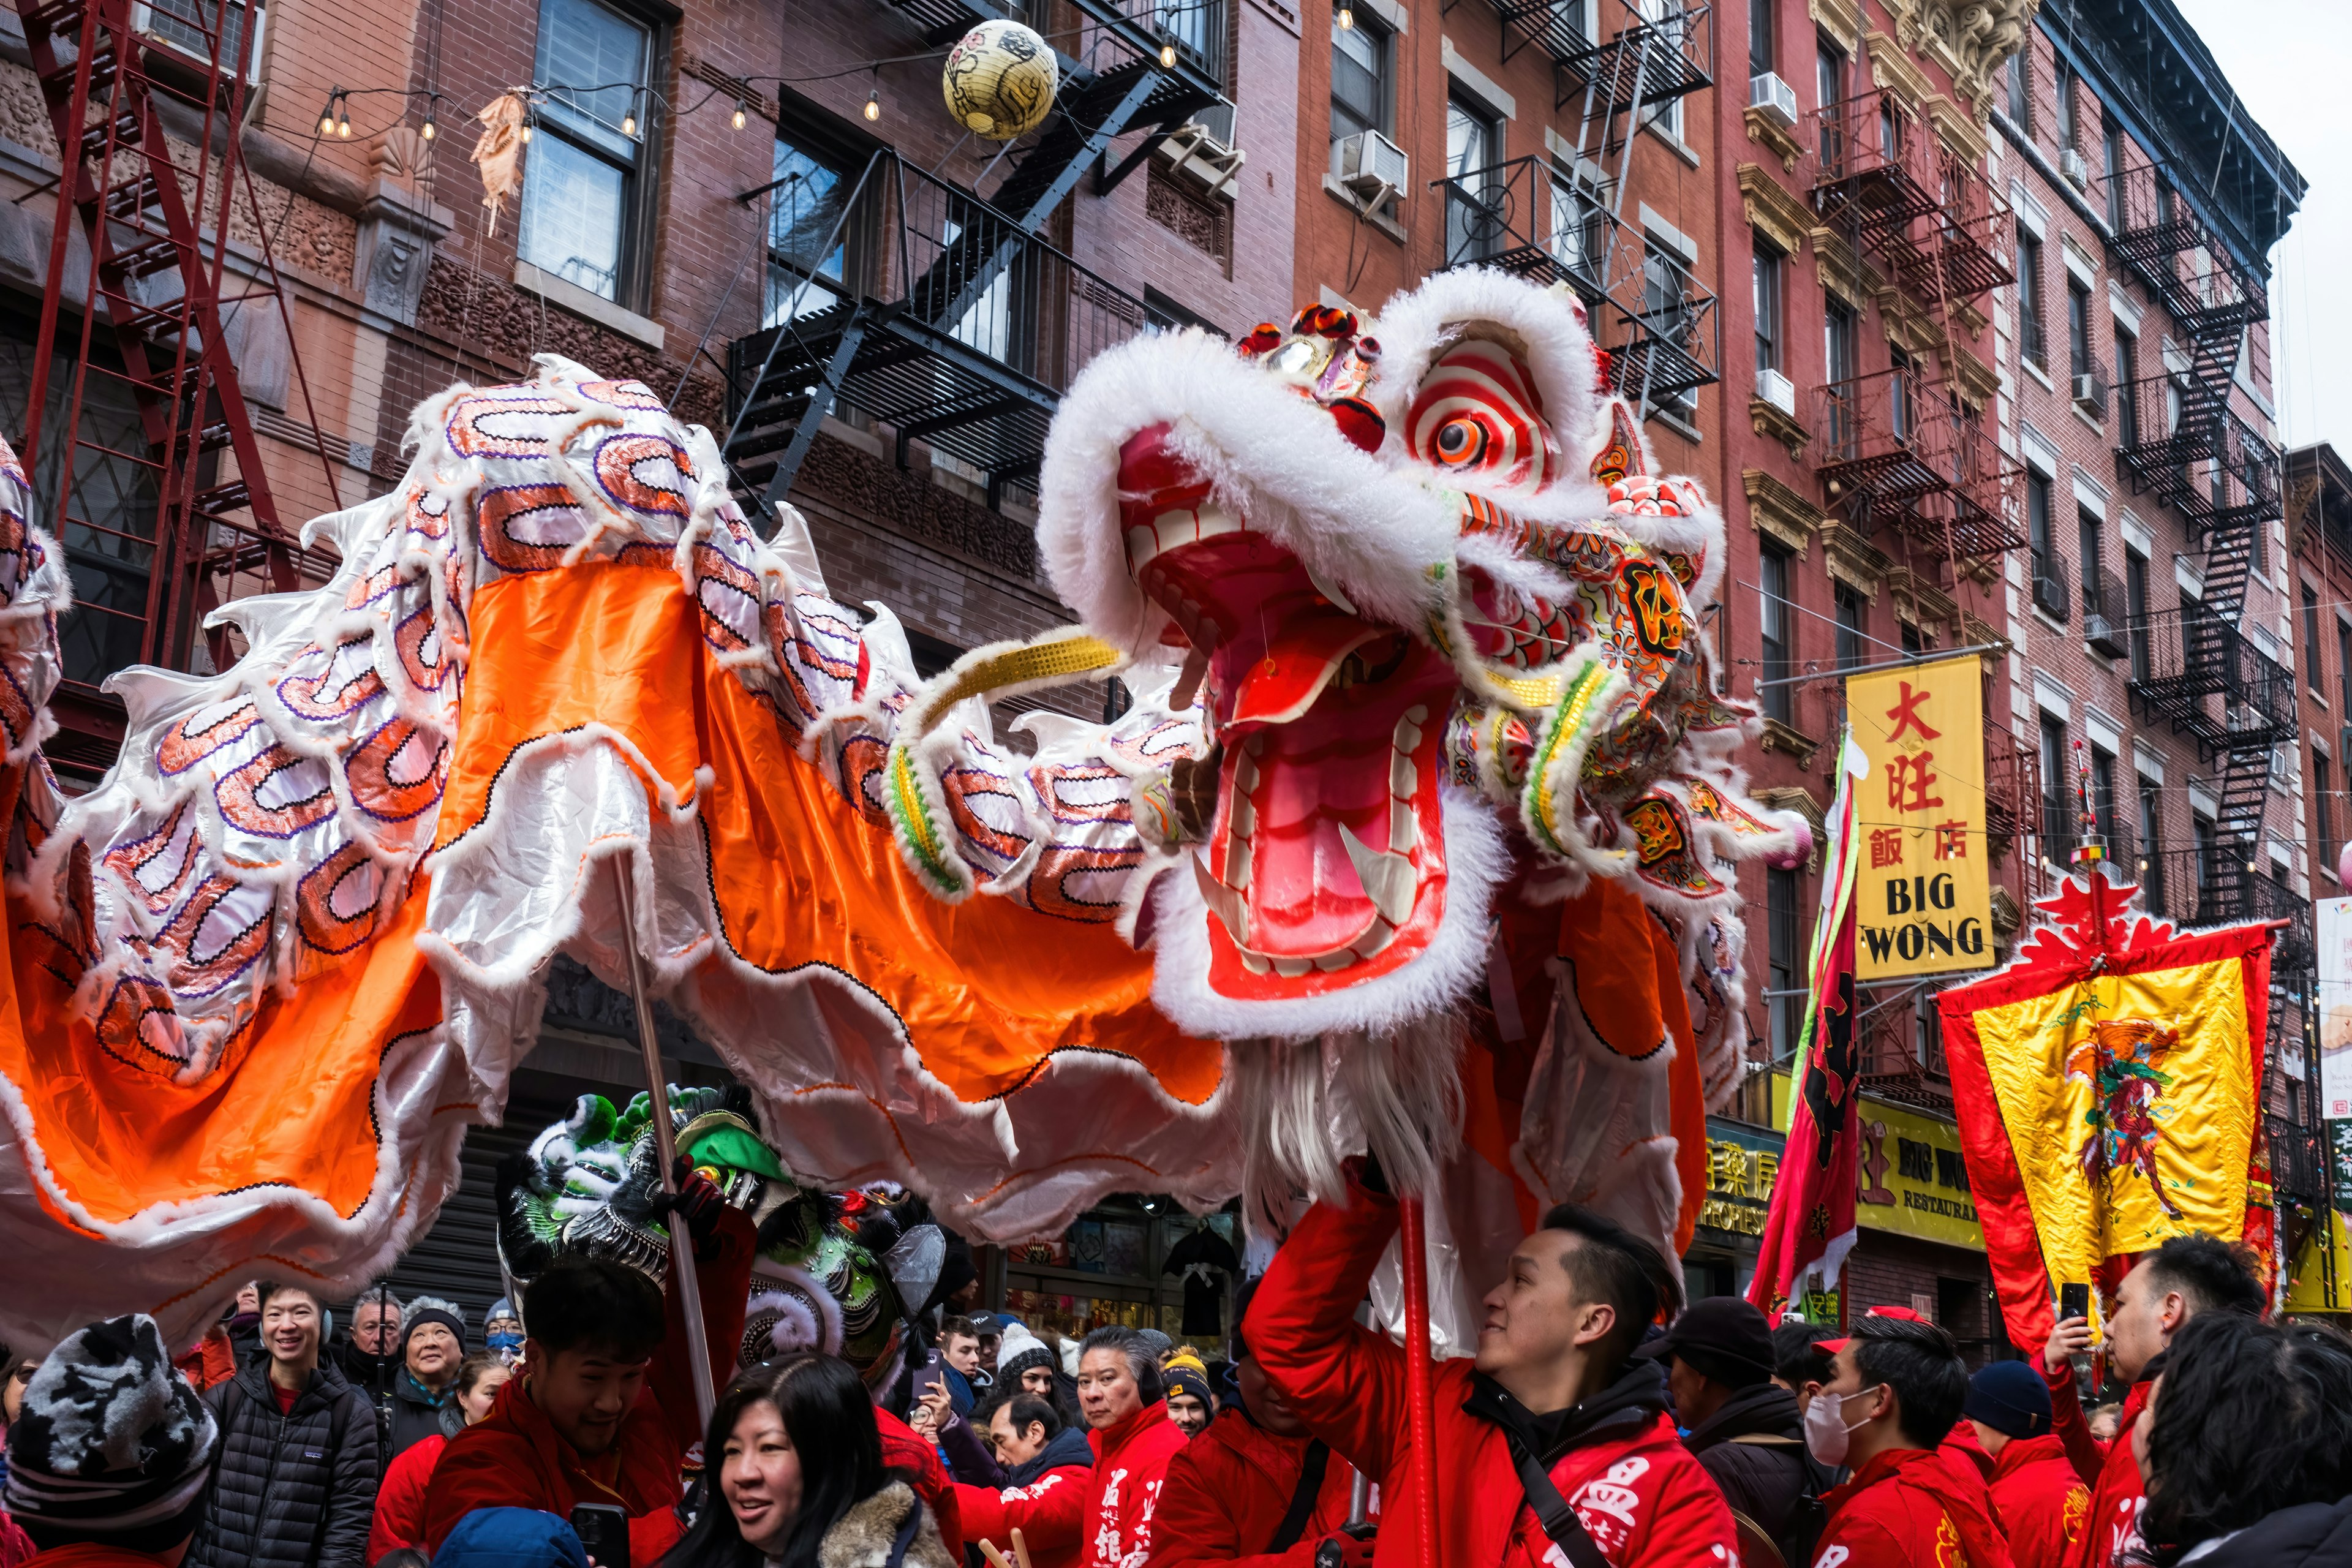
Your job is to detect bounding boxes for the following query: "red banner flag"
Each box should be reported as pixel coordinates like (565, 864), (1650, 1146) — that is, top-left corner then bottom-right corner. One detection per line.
(1749, 735), (1867, 1317)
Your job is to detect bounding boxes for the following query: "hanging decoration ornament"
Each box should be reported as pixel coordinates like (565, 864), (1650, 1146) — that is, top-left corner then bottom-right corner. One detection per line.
(941, 18), (1057, 141)
(472, 90), (529, 236)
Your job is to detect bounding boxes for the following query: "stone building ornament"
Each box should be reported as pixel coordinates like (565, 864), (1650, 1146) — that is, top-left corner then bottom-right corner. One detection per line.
(1882, 0), (2041, 119)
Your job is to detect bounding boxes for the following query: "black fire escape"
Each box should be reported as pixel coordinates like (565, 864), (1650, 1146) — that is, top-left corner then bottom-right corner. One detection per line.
(722, 0), (1226, 517)
(1430, 0), (1719, 414)
(2111, 146), (2291, 926)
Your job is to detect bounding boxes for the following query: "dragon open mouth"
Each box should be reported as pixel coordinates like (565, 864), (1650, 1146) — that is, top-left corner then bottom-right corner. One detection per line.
(1120, 423), (1458, 997)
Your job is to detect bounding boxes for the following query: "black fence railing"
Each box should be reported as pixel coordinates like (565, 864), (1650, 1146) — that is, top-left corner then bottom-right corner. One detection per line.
(2135, 846), (2314, 970)
(2125, 608), (2297, 756)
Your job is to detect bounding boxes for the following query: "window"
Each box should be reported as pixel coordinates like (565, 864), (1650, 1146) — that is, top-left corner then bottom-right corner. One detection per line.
(1444, 96), (1502, 264)
(2320, 752), (2339, 875)
(2307, 586), (2326, 696)
(2192, 812), (2217, 910)
(1767, 865), (1803, 1064)
(2126, 547), (2151, 680)
(1815, 37), (1846, 162)
(1754, 241), (1784, 377)
(2339, 617), (2352, 713)
(1144, 288), (1227, 337)
(1548, 168), (1607, 280)
(2028, 469), (2062, 619)
(2006, 47), (2030, 132)
(1835, 583), (1866, 669)
(1330, 11), (1390, 151)
(1749, 0), (1774, 78)
(2115, 326), (2140, 446)
(2040, 712), (2071, 859)
(2138, 778), (2165, 909)
(2090, 744), (2118, 849)
(2067, 279), (2094, 380)
(1760, 546), (1793, 724)
(2054, 58), (2077, 149)
(764, 129), (861, 326)
(1824, 292), (1856, 385)
(1901, 620), (1928, 655)
(2016, 228), (2047, 371)
(518, 0), (655, 304)
(2103, 122), (2125, 230)
(1643, 244), (1699, 414)
(2078, 506), (2104, 618)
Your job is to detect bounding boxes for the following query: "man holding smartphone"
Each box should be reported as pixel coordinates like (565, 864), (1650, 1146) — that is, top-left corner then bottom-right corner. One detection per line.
(2038, 1235), (2263, 1568)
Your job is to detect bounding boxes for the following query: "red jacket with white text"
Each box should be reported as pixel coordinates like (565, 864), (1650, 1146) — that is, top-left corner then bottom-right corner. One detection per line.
(1150, 1407), (1373, 1567)
(1244, 1178), (1740, 1568)
(1811, 1446), (2015, 1568)
(1081, 1399), (1189, 1568)
(1989, 1433), (2090, 1568)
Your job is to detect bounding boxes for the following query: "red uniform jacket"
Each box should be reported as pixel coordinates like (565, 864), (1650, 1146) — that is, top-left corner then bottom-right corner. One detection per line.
(1082, 1400), (1190, 1568)
(1245, 1180), (1740, 1568)
(370, 1430), (446, 1560)
(2037, 1360), (2108, 1490)
(1989, 1434), (2090, 1568)
(1813, 1446), (2016, 1568)
(2059, 1379), (2150, 1568)
(957, 1461), (1092, 1568)
(1150, 1409), (1372, 1567)
(878, 1407), (967, 1562)
(22, 1549), (180, 1568)
(172, 1328), (238, 1394)
(421, 1208), (755, 1560)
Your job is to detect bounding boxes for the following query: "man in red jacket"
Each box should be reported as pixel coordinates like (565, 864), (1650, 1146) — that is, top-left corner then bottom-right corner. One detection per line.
(2038, 1234), (2263, 1568)
(1245, 1162), (1738, 1567)
(422, 1174), (753, 1561)
(1964, 1362), (2086, 1568)
(1076, 1327), (1191, 1568)
(955, 1392), (1098, 1568)
(1153, 1279), (1374, 1566)
(1806, 1315), (2013, 1568)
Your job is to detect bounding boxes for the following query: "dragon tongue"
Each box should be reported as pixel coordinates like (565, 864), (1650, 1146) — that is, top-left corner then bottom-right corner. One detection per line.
(1225, 611), (1384, 728)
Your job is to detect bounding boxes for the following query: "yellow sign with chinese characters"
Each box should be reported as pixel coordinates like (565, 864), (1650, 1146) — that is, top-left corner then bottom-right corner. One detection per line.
(1846, 654), (1994, 980)
(1770, 1071), (1986, 1250)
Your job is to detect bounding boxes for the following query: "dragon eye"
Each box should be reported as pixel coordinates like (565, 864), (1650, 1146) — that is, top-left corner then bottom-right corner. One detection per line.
(1433, 415), (1488, 466)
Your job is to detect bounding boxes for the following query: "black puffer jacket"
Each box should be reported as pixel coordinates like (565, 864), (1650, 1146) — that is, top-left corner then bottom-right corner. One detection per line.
(186, 1357), (379, 1568)
(2167, 1496), (2352, 1568)
(385, 1368), (454, 1459)
(1681, 1382), (1822, 1568)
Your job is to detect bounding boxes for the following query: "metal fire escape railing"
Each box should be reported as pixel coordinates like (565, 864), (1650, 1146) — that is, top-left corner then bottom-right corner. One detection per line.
(13, 0), (343, 766)
(723, 154), (1156, 511)
(1811, 365), (2020, 556)
(1432, 154), (1719, 411)
(1430, 1), (1717, 417)
(2125, 605), (2295, 884)
(722, 0), (1226, 519)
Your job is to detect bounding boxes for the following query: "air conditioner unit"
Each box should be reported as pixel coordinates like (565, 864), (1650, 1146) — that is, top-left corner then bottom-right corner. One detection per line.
(2060, 147), (2090, 190)
(1754, 367), (1796, 416)
(1749, 72), (1799, 130)
(2086, 610), (2126, 659)
(1335, 130), (1409, 205)
(2072, 370), (2107, 414)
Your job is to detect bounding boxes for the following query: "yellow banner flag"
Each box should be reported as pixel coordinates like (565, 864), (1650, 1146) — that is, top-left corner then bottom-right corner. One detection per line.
(1846, 654), (1994, 979)
(1971, 960), (2257, 1281)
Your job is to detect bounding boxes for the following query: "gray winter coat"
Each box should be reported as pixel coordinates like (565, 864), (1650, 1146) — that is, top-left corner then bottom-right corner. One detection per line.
(186, 1355), (378, 1568)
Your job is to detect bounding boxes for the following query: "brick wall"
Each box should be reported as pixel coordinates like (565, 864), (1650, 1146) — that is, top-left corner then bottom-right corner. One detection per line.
(1843, 1231), (2003, 1367)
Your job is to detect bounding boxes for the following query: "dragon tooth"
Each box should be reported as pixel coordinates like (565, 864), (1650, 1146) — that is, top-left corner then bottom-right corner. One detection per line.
(1273, 957), (1313, 978)
(1390, 749), (1416, 799)
(1191, 853), (1250, 944)
(1405, 705), (1429, 725)
(1340, 823), (1417, 927)
(1240, 949), (1271, 975)
(1229, 790), (1256, 839)
(1391, 798), (1418, 854)
(1314, 948), (1358, 972)
(1225, 833), (1253, 891)
(1125, 526), (1157, 570)
(1354, 916), (1398, 960)
(1393, 714), (1423, 756)
(1155, 508), (1197, 555)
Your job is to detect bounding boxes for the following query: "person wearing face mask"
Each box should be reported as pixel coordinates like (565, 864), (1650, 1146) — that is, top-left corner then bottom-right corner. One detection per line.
(483, 1299), (526, 1366)
(369, 1352), (512, 1561)
(947, 1392), (1096, 1568)
(1151, 1278), (1374, 1568)
(1803, 1316), (2012, 1568)
(2038, 1234), (2263, 1568)
(658, 1354), (956, 1568)
(1962, 1362), (2087, 1568)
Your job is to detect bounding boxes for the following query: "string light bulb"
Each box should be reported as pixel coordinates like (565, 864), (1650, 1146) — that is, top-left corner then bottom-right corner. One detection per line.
(1160, 41), (1177, 66)
(1337, 4), (1354, 28)
(733, 98), (748, 130)
(420, 101), (437, 141)
(864, 89), (881, 121)
(318, 91), (338, 137)
(520, 112), (533, 144)
(336, 103), (352, 137)
(622, 96), (637, 137)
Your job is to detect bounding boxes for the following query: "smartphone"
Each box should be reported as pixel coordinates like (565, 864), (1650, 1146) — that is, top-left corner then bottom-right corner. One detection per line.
(570, 1502), (630, 1568)
(2060, 1282), (2090, 1324)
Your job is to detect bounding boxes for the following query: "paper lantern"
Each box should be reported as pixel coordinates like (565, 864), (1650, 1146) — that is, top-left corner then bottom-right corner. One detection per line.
(941, 20), (1058, 141)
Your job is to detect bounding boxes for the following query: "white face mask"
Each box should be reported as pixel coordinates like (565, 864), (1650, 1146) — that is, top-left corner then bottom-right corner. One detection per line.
(1802, 1384), (1885, 1467)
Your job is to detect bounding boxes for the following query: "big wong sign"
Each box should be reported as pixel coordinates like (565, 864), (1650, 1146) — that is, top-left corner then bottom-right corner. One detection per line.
(1845, 654), (1996, 981)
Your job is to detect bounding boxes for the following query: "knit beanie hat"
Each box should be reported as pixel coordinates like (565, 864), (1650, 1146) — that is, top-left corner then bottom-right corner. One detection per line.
(1162, 1348), (1213, 1409)
(401, 1296), (468, 1356)
(3, 1314), (218, 1552)
(995, 1322), (1057, 1386)
(1964, 1359), (2054, 1439)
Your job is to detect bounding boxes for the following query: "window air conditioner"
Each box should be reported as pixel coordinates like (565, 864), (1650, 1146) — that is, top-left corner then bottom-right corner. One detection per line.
(1749, 73), (1799, 130)
(2060, 147), (2090, 190)
(1336, 129), (1409, 204)
(2085, 607), (2125, 660)
(1754, 368), (1796, 417)
(2072, 369), (2107, 415)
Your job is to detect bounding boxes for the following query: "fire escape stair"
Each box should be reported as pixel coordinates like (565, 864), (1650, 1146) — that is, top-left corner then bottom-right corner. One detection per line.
(723, 1), (1222, 521)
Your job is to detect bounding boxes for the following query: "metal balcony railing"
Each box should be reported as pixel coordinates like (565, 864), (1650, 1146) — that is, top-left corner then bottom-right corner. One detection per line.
(2105, 145), (2268, 337)
(1812, 366), (2021, 556)
(1983, 728), (2041, 862)
(2126, 608), (2297, 758)
(1490, 0), (1713, 115)
(2030, 550), (2069, 621)
(1431, 156), (1719, 407)
(2268, 1114), (2329, 1207)
(2136, 846), (2313, 971)
(1806, 88), (2011, 307)
(727, 154), (1153, 508)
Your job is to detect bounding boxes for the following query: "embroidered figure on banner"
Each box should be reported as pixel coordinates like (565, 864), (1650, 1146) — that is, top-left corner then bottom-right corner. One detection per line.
(2066, 1013), (2185, 1220)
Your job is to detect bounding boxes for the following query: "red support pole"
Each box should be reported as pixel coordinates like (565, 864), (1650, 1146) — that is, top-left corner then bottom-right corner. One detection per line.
(1397, 1194), (1439, 1564)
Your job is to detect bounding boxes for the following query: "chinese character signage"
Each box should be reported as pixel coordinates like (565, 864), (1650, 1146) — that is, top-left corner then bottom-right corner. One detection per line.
(1845, 654), (1994, 981)
(2318, 897), (2352, 1118)
(1770, 1069), (1985, 1250)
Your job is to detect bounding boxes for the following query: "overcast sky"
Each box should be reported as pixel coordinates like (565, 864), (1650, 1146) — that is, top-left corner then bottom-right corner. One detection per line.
(2169, 0), (2351, 452)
